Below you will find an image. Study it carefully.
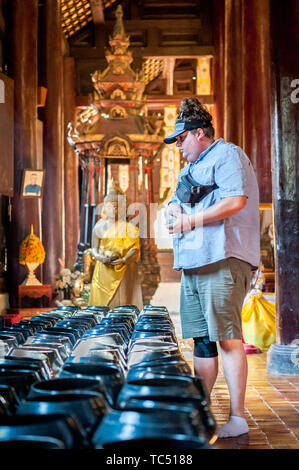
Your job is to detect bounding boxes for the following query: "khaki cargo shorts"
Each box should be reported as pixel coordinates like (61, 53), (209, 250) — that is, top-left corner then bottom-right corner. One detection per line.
(180, 257), (252, 342)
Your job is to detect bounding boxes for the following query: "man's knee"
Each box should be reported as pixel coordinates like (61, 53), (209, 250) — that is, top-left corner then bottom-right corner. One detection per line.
(219, 338), (244, 352)
(193, 336), (218, 358)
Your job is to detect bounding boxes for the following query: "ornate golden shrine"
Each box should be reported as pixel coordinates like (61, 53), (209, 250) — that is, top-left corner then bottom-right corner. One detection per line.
(68, 5), (164, 303)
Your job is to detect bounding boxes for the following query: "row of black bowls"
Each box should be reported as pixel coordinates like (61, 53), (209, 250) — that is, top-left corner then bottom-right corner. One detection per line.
(90, 306), (217, 449)
(0, 304), (217, 449)
(0, 305), (109, 448)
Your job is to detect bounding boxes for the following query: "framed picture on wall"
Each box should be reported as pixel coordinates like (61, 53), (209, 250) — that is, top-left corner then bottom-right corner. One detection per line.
(21, 169), (45, 198)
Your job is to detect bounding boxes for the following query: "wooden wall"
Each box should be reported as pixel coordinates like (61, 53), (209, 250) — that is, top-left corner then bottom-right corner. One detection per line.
(0, 72), (14, 197)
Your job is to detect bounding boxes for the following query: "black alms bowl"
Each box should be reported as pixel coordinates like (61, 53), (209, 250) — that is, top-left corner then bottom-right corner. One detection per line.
(0, 413), (85, 449)
(0, 436), (65, 449)
(92, 409), (208, 449)
(0, 384), (20, 414)
(0, 369), (39, 400)
(58, 362), (124, 405)
(16, 391), (110, 438)
(115, 376), (212, 416)
(28, 377), (108, 403)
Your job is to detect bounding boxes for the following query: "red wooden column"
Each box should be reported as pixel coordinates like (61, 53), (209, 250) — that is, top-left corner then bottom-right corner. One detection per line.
(243, 0), (272, 203)
(41, 0), (64, 284)
(7, 0), (39, 305)
(213, 0), (244, 144)
(267, 0), (299, 374)
(222, 0), (244, 147)
(212, 0), (225, 140)
(213, 0), (272, 203)
(63, 56), (79, 268)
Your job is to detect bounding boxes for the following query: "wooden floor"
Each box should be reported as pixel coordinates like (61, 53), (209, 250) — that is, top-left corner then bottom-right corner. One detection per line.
(177, 332), (299, 449)
(211, 353), (299, 449)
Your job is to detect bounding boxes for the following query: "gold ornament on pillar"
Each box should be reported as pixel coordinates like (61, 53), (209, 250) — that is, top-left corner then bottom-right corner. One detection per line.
(19, 225), (45, 286)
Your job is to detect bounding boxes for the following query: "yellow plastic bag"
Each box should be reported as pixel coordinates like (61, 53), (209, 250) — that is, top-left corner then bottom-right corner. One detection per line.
(241, 290), (276, 351)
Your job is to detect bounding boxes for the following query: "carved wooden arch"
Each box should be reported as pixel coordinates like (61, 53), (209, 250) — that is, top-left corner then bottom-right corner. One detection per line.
(109, 105), (128, 119)
(101, 133), (134, 159)
(110, 88), (126, 100)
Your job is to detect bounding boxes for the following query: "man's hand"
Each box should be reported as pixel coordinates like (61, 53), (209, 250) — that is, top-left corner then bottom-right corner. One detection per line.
(165, 203), (190, 234)
(165, 203), (183, 227)
(166, 203), (183, 218)
(166, 195), (247, 235)
(167, 213), (193, 234)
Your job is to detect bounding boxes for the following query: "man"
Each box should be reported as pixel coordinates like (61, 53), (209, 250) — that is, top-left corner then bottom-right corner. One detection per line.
(164, 97), (260, 438)
(24, 173), (41, 196)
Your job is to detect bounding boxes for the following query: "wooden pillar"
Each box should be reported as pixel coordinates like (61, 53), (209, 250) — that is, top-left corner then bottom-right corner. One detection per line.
(243, 0), (272, 203)
(63, 56), (79, 269)
(267, 0), (299, 375)
(213, 0), (272, 203)
(7, 0), (39, 305)
(212, 0), (225, 140)
(223, 0), (243, 147)
(41, 0), (64, 284)
(213, 0), (244, 144)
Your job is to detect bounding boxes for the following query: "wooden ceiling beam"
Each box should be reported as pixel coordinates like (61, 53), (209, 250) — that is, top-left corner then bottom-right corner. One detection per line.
(70, 45), (214, 59)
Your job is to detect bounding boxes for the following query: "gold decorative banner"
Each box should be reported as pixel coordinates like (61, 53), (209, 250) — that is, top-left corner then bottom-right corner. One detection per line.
(196, 57), (211, 95)
(118, 164), (129, 193)
(138, 155), (143, 190)
(160, 106), (181, 203)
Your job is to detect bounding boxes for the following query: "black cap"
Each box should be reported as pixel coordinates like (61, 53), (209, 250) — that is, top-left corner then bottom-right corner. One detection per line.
(164, 120), (206, 144)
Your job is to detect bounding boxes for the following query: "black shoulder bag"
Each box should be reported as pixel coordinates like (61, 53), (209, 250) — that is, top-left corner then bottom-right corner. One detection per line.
(176, 167), (218, 205)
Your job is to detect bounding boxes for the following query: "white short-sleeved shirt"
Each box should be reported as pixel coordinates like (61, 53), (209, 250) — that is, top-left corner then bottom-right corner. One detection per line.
(169, 138), (260, 270)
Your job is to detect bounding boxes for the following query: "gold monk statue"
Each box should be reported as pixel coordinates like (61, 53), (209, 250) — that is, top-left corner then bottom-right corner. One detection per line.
(88, 181), (143, 310)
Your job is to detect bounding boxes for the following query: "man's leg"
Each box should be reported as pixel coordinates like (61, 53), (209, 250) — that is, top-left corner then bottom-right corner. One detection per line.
(194, 355), (218, 395)
(194, 258), (251, 437)
(193, 336), (219, 395)
(217, 338), (249, 437)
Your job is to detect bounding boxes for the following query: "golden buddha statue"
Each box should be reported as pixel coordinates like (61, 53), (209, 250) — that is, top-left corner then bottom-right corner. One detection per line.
(88, 180), (143, 309)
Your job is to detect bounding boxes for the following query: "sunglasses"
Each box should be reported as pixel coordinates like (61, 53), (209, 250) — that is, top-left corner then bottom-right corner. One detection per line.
(175, 131), (190, 145)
